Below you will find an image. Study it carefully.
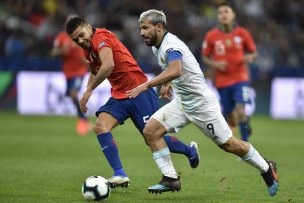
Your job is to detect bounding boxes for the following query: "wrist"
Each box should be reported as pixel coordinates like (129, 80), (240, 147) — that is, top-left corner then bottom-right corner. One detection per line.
(145, 82), (150, 89)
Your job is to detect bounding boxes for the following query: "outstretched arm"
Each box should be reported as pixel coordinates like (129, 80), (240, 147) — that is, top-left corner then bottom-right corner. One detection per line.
(126, 60), (182, 98)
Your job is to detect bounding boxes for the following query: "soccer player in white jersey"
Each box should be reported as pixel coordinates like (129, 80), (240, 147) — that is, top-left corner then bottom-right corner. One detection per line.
(126, 9), (279, 197)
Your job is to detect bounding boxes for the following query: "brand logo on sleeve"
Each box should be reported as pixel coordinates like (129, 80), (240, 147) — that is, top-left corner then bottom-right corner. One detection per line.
(97, 41), (107, 48)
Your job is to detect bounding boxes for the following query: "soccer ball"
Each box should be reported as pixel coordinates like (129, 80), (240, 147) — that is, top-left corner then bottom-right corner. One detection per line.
(82, 176), (111, 201)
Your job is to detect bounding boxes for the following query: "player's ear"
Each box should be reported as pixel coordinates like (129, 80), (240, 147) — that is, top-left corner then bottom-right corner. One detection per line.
(156, 23), (162, 32)
(87, 23), (92, 30)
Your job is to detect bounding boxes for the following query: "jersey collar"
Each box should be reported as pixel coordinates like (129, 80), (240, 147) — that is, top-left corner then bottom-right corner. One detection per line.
(88, 27), (96, 51)
(217, 23), (237, 33)
(155, 31), (168, 49)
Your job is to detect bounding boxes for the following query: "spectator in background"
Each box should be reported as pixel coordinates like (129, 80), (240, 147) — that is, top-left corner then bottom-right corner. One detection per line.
(1, 0), (304, 77)
(51, 15), (90, 136)
(201, 2), (257, 142)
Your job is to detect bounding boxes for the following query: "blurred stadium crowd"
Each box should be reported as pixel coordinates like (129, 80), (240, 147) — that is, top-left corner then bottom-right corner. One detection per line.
(0, 0), (304, 79)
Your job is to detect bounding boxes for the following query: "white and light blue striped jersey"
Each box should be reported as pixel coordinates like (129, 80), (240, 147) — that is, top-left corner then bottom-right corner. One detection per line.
(152, 32), (216, 112)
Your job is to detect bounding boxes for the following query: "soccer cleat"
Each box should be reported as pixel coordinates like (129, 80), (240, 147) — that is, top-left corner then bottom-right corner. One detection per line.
(148, 176), (181, 194)
(76, 119), (90, 136)
(261, 160), (279, 196)
(108, 175), (130, 188)
(188, 141), (200, 168)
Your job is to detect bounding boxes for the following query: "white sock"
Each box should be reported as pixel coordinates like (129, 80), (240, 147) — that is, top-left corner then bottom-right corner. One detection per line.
(242, 144), (269, 173)
(153, 147), (177, 179)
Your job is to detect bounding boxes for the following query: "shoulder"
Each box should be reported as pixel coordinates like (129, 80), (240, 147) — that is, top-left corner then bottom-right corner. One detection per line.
(205, 28), (220, 40)
(207, 28), (219, 35)
(235, 26), (252, 36)
(92, 28), (116, 48)
(96, 28), (113, 35)
(162, 33), (184, 51)
(92, 28), (115, 41)
(54, 31), (70, 45)
(55, 31), (67, 40)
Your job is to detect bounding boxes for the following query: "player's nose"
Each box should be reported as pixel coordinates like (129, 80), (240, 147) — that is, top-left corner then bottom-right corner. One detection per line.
(140, 30), (145, 37)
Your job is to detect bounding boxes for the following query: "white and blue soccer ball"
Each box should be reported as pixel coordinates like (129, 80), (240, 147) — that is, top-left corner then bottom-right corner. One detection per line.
(82, 176), (111, 201)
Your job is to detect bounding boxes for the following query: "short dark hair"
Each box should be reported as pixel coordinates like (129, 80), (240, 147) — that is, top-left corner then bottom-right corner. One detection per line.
(66, 17), (86, 35)
(217, 2), (235, 12)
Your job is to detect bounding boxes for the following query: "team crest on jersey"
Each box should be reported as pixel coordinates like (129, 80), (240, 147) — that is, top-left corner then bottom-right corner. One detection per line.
(225, 39), (232, 47)
(234, 36), (242, 44)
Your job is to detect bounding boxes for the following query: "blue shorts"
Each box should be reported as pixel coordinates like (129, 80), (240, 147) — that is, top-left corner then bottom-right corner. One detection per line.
(66, 76), (84, 95)
(217, 82), (251, 116)
(95, 88), (158, 135)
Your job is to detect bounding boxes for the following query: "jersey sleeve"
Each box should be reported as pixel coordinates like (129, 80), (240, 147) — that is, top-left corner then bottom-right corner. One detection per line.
(243, 29), (256, 52)
(201, 32), (212, 57)
(166, 49), (182, 63)
(163, 44), (183, 64)
(92, 34), (112, 53)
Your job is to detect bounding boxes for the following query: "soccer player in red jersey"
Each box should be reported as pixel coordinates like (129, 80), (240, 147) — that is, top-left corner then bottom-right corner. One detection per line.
(51, 17), (90, 136)
(65, 17), (200, 188)
(202, 3), (257, 142)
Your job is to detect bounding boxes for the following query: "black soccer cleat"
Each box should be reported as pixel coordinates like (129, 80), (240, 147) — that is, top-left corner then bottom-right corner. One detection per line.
(261, 160), (279, 196)
(148, 175), (181, 194)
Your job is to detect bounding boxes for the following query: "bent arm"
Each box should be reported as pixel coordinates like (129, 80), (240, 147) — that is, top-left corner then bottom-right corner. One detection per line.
(146, 60), (182, 88)
(51, 42), (69, 58)
(87, 47), (114, 91)
(86, 73), (95, 87)
(244, 51), (258, 64)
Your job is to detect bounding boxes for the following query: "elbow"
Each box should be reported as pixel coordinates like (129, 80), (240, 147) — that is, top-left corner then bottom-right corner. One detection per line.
(171, 69), (182, 80)
(106, 62), (115, 72)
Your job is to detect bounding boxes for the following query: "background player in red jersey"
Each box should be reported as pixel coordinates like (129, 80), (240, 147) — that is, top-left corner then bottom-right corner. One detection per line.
(202, 2), (257, 142)
(51, 16), (90, 136)
(65, 17), (200, 188)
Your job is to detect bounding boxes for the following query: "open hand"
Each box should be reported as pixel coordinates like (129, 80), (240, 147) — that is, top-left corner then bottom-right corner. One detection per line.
(159, 83), (173, 100)
(126, 83), (149, 98)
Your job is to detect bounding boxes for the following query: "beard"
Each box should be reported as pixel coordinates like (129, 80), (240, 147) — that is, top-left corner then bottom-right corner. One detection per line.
(79, 41), (90, 50)
(144, 30), (158, 47)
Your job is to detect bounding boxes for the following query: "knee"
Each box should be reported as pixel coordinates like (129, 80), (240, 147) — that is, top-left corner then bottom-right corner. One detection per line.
(143, 126), (154, 142)
(235, 106), (247, 121)
(143, 125), (164, 143)
(93, 122), (109, 135)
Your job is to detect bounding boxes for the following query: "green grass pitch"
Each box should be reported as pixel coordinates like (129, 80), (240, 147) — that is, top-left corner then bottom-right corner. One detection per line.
(0, 111), (303, 202)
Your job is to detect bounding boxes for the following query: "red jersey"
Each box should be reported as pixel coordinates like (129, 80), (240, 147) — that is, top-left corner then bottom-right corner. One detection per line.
(84, 28), (147, 99)
(53, 31), (87, 79)
(202, 26), (256, 88)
